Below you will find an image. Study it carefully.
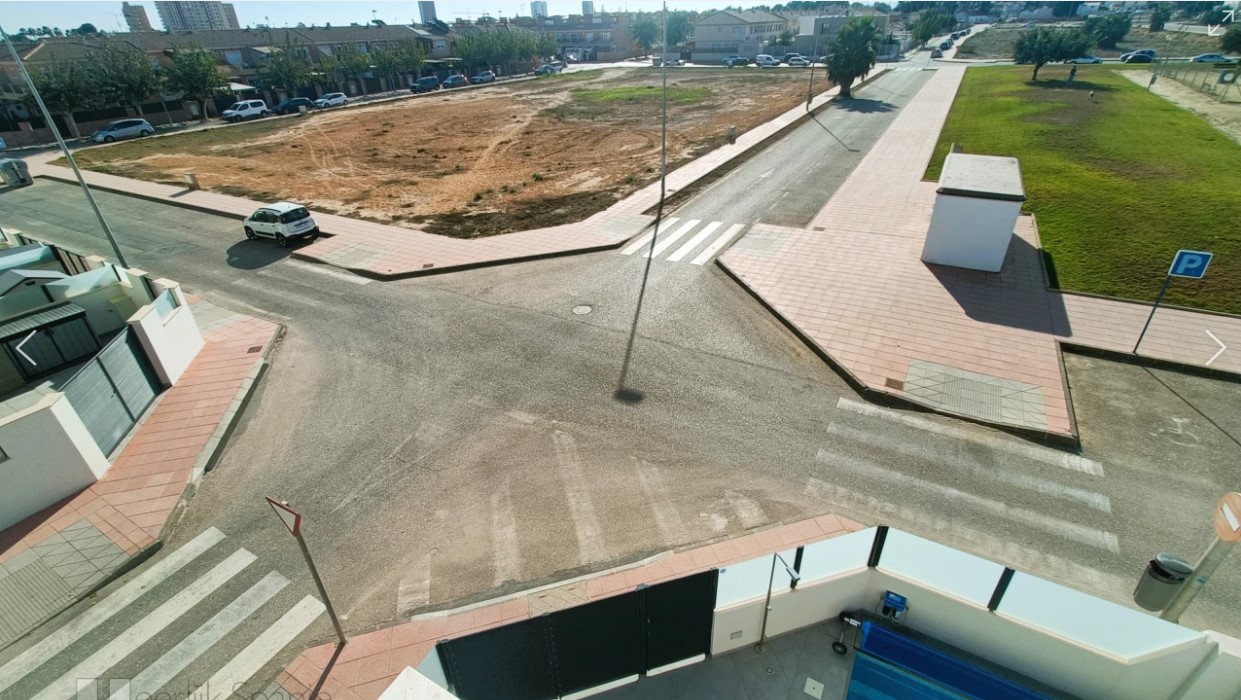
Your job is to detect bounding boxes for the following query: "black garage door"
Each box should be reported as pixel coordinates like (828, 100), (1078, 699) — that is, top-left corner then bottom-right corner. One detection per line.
(62, 329), (162, 455)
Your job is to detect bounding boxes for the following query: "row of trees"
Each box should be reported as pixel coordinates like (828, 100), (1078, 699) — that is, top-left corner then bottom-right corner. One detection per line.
(255, 39), (431, 95)
(452, 30), (558, 73)
(631, 12), (694, 55)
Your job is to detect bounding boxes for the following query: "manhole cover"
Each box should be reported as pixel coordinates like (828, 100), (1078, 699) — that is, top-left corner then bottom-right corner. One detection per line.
(572, 305), (593, 315)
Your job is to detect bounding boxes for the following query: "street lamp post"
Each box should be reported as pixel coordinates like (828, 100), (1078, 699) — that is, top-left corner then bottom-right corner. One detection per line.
(755, 552), (800, 653)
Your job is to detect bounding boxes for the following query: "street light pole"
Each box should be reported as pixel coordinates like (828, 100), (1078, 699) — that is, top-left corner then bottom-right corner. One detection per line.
(1160, 493), (1241, 624)
(1, 25), (130, 268)
(755, 552), (800, 653)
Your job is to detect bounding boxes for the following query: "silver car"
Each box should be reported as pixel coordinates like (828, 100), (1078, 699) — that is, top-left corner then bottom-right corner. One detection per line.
(91, 118), (154, 143)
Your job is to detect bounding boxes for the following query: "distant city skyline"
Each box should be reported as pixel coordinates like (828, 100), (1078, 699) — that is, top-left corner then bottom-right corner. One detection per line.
(1, 0), (718, 34)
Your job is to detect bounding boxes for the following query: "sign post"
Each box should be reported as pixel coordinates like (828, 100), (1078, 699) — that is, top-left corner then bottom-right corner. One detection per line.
(1133, 250), (1212, 354)
(266, 496), (347, 646)
(1160, 492), (1241, 623)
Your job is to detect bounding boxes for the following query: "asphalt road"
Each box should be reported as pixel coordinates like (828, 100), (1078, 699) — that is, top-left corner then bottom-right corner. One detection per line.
(3, 65), (1241, 696)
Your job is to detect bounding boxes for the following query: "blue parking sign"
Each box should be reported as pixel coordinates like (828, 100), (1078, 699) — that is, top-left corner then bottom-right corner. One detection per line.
(1169, 250), (1213, 279)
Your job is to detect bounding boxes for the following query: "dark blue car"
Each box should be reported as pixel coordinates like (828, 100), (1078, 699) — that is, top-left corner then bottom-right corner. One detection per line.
(442, 75), (468, 88)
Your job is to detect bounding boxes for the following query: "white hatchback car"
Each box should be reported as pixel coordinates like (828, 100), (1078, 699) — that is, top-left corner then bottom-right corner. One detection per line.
(243, 202), (319, 247)
(222, 99), (269, 123)
(315, 92), (349, 108)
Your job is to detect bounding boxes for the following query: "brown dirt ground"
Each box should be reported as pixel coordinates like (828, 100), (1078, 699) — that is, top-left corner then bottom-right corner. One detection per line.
(73, 68), (829, 237)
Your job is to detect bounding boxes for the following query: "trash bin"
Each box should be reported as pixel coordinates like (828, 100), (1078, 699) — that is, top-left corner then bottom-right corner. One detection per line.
(0, 158), (31, 188)
(1133, 553), (1194, 611)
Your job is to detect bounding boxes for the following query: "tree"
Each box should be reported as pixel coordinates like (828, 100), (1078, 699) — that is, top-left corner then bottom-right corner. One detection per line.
(632, 14), (659, 55)
(1013, 28), (1090, 80)
(1149, 4), (1173, 31)
(257, 39), (312, 94)
(28, 62), (104, 137)
(1223, 25), (1241, 54)
(666, 11), (693, 47)
(74, 22), (98, 35)
(874, 2), (892, 12)
(1082, 12), (1131, 49)
(98, 43), (162, 120)
(331, 43), (372, 95)
(777, 29), (796, 46)
(535, 33), (559, 60)
(164, 46), (228, 120)
(826, 18), (878, 99)
(912, 13), (940, 48)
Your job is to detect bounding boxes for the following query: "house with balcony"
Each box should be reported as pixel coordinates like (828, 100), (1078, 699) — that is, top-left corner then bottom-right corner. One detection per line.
(511, 13), (638, 62)
(689, 10), (793, 64)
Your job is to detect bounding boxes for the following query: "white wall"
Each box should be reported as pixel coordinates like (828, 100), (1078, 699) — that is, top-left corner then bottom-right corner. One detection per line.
(47, 282), (137, 336)
(127, 285), (203, 387)
(711, 568), (871, 656)
(0, 393), (109, 531)
(1179, 631), (1241, 700)
(379, 667), (459, 700)
(921, 194), (1020, 272)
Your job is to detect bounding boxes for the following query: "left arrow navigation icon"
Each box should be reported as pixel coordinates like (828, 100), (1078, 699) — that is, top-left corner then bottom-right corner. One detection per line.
(15, 330), (37, 365)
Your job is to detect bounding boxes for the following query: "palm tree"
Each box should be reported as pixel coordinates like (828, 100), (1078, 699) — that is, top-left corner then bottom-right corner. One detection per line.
(826, 18), (877, 99)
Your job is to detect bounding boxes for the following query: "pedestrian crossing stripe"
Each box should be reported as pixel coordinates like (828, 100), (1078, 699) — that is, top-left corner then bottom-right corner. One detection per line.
(620, 220), (748, 266)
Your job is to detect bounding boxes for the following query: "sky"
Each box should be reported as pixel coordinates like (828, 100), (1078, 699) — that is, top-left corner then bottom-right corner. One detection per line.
(0, 0), (695, 34)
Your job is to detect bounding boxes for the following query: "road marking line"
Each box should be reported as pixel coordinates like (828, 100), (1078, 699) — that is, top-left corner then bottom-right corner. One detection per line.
(666, 221), (722, 262)
(0, 528), (225, 694)
(724, 491), (769, 528)
(813, 450), (1120, 553)
(824, 423), (1112, 513)
(491, 486), (523, 587)
(107, 571), (289, 700)
(552, 430), (607, 565)
(1206, 330), (1227, 366)
(619, 218), (679, 255)
(31, 549), (256, 700)
(188, 595), (325, 700)
(835, 397), (1104, 477)
(690, 223), (747, 266)
(281, 260), (371, 285)
(635, 462), (689, 545)
(397, 550), (435, 613)
(644, 219), (700, 259)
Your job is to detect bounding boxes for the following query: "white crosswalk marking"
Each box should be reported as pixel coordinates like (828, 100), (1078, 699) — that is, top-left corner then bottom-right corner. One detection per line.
(32, 549), (257, 700)
(690, 223), (747, 266)
(189, 596), (325, 700)
(666, 221), (722, 262)
(0, 527), (225, 695)
(619, 218), (680, 255)
(619, 220), (748, 266)
(643, 219), (701, 258)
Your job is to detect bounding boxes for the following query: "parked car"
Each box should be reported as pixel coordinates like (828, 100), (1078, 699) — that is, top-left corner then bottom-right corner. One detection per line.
(243, 202), (319, 248)
(779, 53), (803, 64)
(315, 92), (348, 108)
(1119, 49), (1156, 62)
(441, 75), (468, 88)
(938, 40), (952, 50)
(755, 54), (780, 67)
(533, 64), (561, 75)
(274, 97), (315, 115)
(221, 100), (269, 123)
(1192, 53), (1238, 64)
(723, 55), (750, 67)
(470, 71), (496, 84)
(787, 56), (811, 67)
(1122, 53), (1155, 64)
(1023, 21), (1036, 28)
(90, 118), (154, 143)
(931, 48), (944, 58)
(1065, 56), (1103, 64)
(410, 76), (440, 92)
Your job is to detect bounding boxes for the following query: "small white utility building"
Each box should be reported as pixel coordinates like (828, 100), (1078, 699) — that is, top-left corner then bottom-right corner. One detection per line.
(921, 152), (1026, 273)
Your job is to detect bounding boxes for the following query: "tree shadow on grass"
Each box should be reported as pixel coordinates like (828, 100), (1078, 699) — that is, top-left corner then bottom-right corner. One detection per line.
(1024, 79), (1117, 92)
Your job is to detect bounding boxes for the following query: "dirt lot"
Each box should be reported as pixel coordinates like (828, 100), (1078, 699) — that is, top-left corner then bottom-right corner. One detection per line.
(71, 68), (827, 237)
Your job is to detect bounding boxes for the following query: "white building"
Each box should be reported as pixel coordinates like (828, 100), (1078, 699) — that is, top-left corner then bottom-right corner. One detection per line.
(531, 1), (549, 18)
(154, 1), (240, 32)
(418, 0), (438, 24)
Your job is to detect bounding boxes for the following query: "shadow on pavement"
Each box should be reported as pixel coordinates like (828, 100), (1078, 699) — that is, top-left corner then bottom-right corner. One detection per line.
(226, 239), (290, 270)
(833, 98), (896, 113)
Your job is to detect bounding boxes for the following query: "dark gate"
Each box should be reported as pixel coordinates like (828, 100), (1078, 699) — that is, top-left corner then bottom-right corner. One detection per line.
(1, 306), (101, 382)
(644, 569), (718, 671)
(438, 570), (718, 698)
(62, 329), (162, 455)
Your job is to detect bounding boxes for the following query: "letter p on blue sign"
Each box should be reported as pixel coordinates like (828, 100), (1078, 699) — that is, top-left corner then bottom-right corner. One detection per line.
(1169, 250), (1213, 279)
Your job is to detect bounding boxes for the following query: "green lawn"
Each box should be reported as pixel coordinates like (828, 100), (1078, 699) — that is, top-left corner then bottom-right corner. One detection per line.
(927, 67), (1241, 314)
(573, 85), (710, 104)
(955, 25), (1223, 59)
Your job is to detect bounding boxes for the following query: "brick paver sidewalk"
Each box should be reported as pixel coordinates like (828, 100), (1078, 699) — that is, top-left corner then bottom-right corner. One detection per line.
(275, 514), (865, 700)
(27, 70), (878, 280)
(719, 66), (1241, 444)
(0, 298), (278, 647)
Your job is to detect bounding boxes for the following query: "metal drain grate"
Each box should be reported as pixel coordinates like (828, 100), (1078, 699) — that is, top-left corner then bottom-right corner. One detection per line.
(247, 346), (263, 354)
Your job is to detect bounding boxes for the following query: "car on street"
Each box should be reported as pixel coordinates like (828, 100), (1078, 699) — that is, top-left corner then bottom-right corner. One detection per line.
(470, 71), (496, 84)
(1192, 53), (1238, 64)
(243, 202), (319, 247)
(90, 118), (154, 143)
(1122, 53), (1155, 63)
(533, 64), (561, 75)
(1120, 49), (1156, 62)
(756, 54), (780, 67)
(274, 97), (315, 115)
(221, 100), (269, 123)
(410, 76), (440, 92)
(1023, 21), (1036, 28)
(931, 48), (944, 58)
(787, 56), (811, 67)
(939, 40), (952, 50)
(1065, 56), (1103, 64)
(441, 75), (468, 88)
(723, 55), (750, 67)
(780, 53), (804, 64)
(314, 92), (349, 108)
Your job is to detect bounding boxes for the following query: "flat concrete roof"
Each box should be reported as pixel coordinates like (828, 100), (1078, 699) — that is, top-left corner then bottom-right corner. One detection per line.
(937, 153), (1026, 202)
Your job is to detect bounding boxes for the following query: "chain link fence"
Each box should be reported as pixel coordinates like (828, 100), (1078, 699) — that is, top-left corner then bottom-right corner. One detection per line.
(1155, 58), (1241, 104)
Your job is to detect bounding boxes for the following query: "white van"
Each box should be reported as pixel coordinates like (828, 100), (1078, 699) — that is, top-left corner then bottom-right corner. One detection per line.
(756, 54), (780, 67)
(222, 99), (270, 123)
(243, 202), (319, 247)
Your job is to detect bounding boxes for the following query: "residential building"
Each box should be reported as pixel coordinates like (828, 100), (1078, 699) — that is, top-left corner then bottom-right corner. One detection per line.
(122, 2), (153, 32)
(530, 1), (548, 19)
(155, 1), (241, 32)
(689, 9), (792, 64)
(582, 1), (595, 15)
(512, 12), (638, 62)
(793, 9), (890, 56)
(419, 1), (438, 24)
